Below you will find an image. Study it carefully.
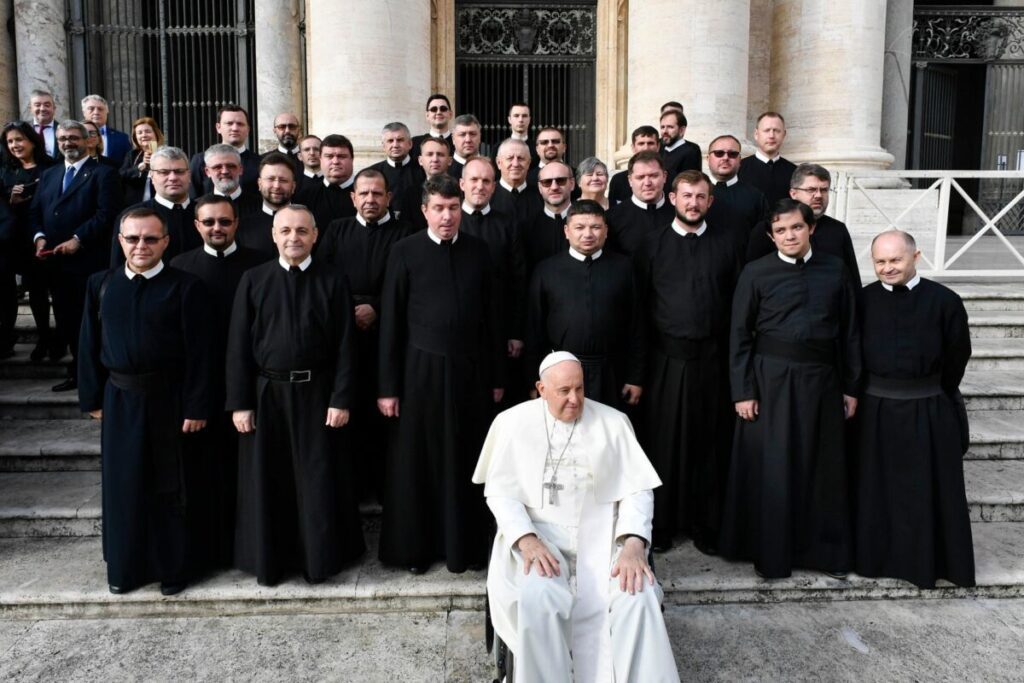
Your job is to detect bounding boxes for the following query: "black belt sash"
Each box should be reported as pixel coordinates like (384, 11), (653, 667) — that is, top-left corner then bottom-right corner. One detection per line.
(863, 373), (943, 400)
(755, 335), (836, 365)
(259, 367), (327, 383)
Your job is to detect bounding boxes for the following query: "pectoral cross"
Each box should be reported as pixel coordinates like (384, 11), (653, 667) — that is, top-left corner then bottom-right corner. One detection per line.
(543, 476), (564, 505)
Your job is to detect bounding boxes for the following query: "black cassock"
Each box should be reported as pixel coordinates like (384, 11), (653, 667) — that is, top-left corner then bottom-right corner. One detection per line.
(294, 178), (356, 232)
(170, 243), (268, 567)
(226, 258), (364, 583)
(635, 224), (743, 550)
(527, 249), (644, 409)
(235, 207), (278, 260)
(706, 179), (769, 253)
(521, 208), (570, 275)
(737, 155), (797, 205)
(746, 214), (862, 290)
(317, 214), (413, 494)
(720, 251), (861, 578)
(109, 200), (202, 268)
(608, 172), (630, 205)
(606, 198), (676, 257)
(491, 183), (544, 230)
(661, 140), (702, 188)
(378, 231), (504, 571)
(395, 186), (428, 232)
(855, 279), (975, 588)
(367, 158), (426, 202)
(78, 264), (213, 591)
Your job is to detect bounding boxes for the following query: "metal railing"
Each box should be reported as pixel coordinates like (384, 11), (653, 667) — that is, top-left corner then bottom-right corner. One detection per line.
(831, 170), (1024, 278)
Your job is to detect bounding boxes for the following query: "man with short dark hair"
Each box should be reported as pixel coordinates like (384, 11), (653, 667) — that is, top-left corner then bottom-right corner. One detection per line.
(527, 127), (573, 186)
(266, 113), (303, 177)
(377, 174), (505, 573)
(79, 206), (213, 595)
(236, 152), (296, 258)
(295, 134), (357, 229)
(738, 111), (797, 205)
(29, 89), (59, 158)
(508, 101), (540, 166)
(396, 136), (452, 230)
(297, 135), (322, 182)
(661, 100), (684, 115)
(609, 125), (660, 205)
(189, 105), (261, 194)
(369, 122), (426, 199)
(411, 93), (456, 158)
(606, 151), (674, 256)
(659, 110), (701, 188)
(450, 114), (486, 180)
(705, 134), (769, 251)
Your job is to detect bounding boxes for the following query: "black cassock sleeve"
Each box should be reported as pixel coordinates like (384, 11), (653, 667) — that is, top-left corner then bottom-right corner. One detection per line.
(77, 271), (109, 412)
(729, 265), (760, 402)
(377, 246), (408, 398)
(329, 273), (357, 409)
(179, 274), (214, 420)
(525, 264), (551, 374)
(625, 259), (647, 387)
(940, 292), (972, 394)
(484, 250), (507, 389)
(508, 225), (528, 341)
(838, 265), (862, 397)
(225, 270), (258, 411)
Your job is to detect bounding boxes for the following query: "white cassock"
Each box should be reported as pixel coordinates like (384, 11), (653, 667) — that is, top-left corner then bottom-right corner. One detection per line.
(472, 398), (680, 683)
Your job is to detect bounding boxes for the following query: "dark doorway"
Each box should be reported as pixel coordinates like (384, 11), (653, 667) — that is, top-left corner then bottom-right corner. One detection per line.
(455, 1), (597, 165)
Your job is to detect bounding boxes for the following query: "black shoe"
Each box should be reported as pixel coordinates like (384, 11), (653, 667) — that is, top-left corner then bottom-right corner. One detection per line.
(408, 566), (427, 575)
(108, 584), (135, 594)
(30, 344), (47, 363)
(823, 570), (849, 580)
(160, 581), (187, 596)
(51, 378), (77, 392)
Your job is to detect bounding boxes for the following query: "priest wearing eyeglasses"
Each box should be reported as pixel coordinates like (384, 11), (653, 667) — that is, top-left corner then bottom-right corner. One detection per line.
(521, 161), (575, 274)
(704, 135), (769, 253)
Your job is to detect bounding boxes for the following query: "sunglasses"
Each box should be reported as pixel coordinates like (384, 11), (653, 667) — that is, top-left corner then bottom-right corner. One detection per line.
(709, 150), (741, 158)
(198, 217), (235, 227)
(428, 105), (450, 113)
(121, 235), (166, 245)
(274, 123), (299, 131)
(538, 176), (571, 188)
(537, 139), (562, 146)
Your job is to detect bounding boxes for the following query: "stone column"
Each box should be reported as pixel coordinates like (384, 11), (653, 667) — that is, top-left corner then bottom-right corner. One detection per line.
(881, 0), (913, 170)
(626, 0), (751, 160)
(255, 0), (305, 153)
(770, 0), (894, 171)
(306, 0), (431, 169)
(13, 0), (71, 120)
(0, 0), (19, 122)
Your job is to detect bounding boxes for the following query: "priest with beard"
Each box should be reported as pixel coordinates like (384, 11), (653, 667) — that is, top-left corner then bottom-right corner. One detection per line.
(227, 204), (364, 585)
(528, 200), (644, 411)
(719, 199), (861, 579)
(377, 174), (505, 574)
(605, 151), (674, 257)
(635, 170), (744, 553)
(855, 230), (974, 589)
(294, 134), (356, 230)
(522, 161), (574, 274)
(317, 168), (413, 498)
(170, 194), (267, 567)
(235, 152), (296, 259)
(658, 110), (701, 188)
(704, 134), (769, 253)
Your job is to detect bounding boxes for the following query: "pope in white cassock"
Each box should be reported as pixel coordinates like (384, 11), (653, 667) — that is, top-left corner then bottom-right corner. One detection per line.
(473, 351), (680, 682)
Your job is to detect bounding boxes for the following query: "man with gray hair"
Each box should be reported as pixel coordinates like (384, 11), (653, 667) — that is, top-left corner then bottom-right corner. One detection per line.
(202, 143), (257, 211)
(110, 146), (200, 267)
(30, 119), (121, 391)
(854, 229), (974, 589)
(492, 137), (542, 224)
(80, 94), (131, 164)
(369, 122), (425, 199)
(450, 113), (487, 180)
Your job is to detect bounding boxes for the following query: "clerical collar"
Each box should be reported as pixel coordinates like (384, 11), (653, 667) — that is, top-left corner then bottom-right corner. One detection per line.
(356, 212), (391, 227)
(125, 260), (164, 280)
(262, 202), (285, 216)
(568, 247), (602, 262)
(65, 156), (89, 173)
(631, 194), (665, 210)
(778, 248), (812, 265)
(215, 187), (243, 201)
(453, 152), (468, 165)
(204, 241), (238, 258)
(755, 149), (781, 164)
(277, 146), (297, 155)
(672, 219), (706, 237)
(430, 130), (452, 140)
(462, 201), (491, 215)
(714, 175), (739, 187)
(510, 132), (528, 142)
(544, 206), (570, 220)
(500, 179), (528, 193)
(426, 228), (459, 245)
(326, 176), (354, 189)
(154, 194), (191, 211)
(232, 144), (248, 154)
(663, 138), (685, 152)
(304, 169), (322, 179)
(881, 273), (921, 292)
(387, 155), (411, 168)
(279, 255), (312, 272)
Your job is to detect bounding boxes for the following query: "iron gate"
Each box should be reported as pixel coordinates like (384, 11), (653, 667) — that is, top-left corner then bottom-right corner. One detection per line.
(67, 0), (257, 156)
(455, 1), (597, 165)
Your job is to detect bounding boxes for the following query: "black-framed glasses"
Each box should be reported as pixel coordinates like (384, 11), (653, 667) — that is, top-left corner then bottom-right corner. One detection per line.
(120, 235), (166, 245)
(539, 176), (571, 188)
(274, 123), (299, 130)
(427, 105), (450, 113)
(56, 135), (83, 143)
(710, 150), (740, 159)
(198, 217), (235, 227)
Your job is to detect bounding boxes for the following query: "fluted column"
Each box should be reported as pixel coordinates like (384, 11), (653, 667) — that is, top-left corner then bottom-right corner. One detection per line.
(771, 0), (894, 171)
(254, 0), (305, 153)
(13, 0), (70, 120)
(0, 0), (18, 122)
(881, 0), (913, 170)
(306, 0), (431, 169)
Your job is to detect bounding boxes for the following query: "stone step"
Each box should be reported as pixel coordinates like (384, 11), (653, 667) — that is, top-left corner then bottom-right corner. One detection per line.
(0, 522), (1020, 620)
(947, 282), (1024, 312)
(0, 345), (71, 379)
(967, 311), (1024, 339)
(963, 460), (1024, 521)
(0, 420), (101, 472)
(0, 380), (84, 419)
(967, 338), (1024, 371)
(959, 369), (1024, 411)
(968, 410), (1024, 460)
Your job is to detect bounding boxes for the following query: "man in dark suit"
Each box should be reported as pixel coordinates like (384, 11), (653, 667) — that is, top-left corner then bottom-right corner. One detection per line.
(659, 110), (701, 188)
(189, 105), (261, 195)
(30, 120), (120, 391)
(81, 95), (131, 166)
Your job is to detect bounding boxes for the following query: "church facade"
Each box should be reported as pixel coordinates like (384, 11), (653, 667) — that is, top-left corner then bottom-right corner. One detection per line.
(2, 0), (1022, 174)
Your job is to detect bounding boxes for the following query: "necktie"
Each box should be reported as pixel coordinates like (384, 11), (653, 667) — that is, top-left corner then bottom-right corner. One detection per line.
(62, 166), (76, 194)
(37, 124), (45, 136)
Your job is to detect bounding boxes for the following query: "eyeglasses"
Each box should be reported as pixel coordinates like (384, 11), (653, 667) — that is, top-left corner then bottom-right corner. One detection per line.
(537, 139), (562, 146)
(274, 123), (299, 130)
(120, 235), (166, 245)
(151, 168), (189, 177)
(207, 163), (241, 172)
(427, 105), (450, 113)
(198, 217), (235, 227)
(793, 186), (832, 196)
(539, 176), (571, 187)
(56, 135), (83, 143)
(709, 150), (741, 159)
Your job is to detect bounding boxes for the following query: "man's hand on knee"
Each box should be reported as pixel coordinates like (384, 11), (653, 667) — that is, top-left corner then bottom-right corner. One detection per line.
(516, 533), (561, 578)
(611, 536), (655, 594)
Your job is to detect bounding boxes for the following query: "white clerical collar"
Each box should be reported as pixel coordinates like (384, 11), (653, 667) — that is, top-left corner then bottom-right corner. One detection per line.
(631, 194), (665, 210)
(500, 179), (528, 193)
(356, 212), (391, 227)
(125, 260), (164, 280)
(154, 194), (191, 210)
(279, 255), (312, 271)
(262, 202), (284, 216)
(203, 241), (238, 257)
(214, 186), (243, 201)
(755, 149), (781, 163)
(453, 152), (468, 165)
(304, 169), (322, 178)
(430, 130), (451, 140)
(462, 201), (491, 215)
(277, 146), (296, 155)
(231, 144), (248, 154)
(426, 228), (458, 245)
(881, 273), (921, 292)
(510, 132), (528, 141)
(544, 206), (570, 220)
(568, 247), (602, 261)
(65, 156), (89, 173)
(663, 138), (685, 152)
(778, 248), (812, 264)
(387, 155), (411, 168)
(325, 176), (354, 189)
(671, 219), (707, 237)
(714, 175), (739, 187)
